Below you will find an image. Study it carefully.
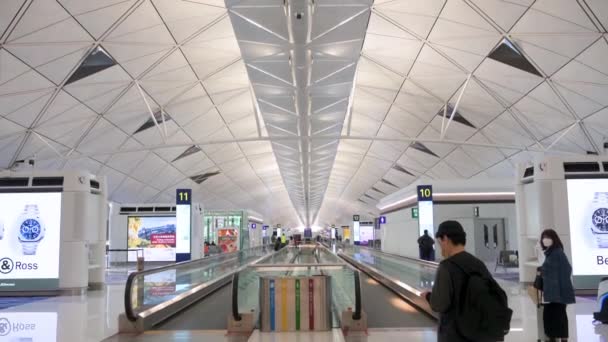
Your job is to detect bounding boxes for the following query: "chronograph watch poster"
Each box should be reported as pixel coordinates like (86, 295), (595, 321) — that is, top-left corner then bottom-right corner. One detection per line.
(0, 192), (62, 291)
(567, 179), (608, 276)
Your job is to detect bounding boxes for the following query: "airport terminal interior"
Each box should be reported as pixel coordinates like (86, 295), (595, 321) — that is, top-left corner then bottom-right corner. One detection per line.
(2, 0), (608, 341)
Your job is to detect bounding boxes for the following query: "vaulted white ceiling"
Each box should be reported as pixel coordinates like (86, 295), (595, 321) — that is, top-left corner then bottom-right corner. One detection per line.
(0, 0), (606, 228)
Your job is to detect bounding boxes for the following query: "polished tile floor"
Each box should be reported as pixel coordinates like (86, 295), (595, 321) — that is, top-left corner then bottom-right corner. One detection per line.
(0, 279), (607, 341)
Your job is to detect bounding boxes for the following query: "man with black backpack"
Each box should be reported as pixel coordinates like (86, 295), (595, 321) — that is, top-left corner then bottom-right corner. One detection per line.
(421, 221), (512, 342)
(418, 229), (435, 261)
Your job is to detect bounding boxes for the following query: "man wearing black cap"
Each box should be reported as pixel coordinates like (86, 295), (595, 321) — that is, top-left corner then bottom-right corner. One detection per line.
(421, 220), (510, 342)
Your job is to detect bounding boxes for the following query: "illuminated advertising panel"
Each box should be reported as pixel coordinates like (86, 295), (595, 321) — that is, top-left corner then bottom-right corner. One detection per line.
(127, 216), (176, 262)
(0, 192), (61, 291)
(567, 179), (608, 275)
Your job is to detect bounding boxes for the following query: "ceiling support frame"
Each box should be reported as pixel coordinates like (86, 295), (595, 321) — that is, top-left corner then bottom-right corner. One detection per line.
(441, 73), (472, 140)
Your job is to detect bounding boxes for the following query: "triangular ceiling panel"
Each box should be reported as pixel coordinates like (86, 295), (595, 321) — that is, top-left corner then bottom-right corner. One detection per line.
(105, 0), (175, 45)
(375, 0), (445, 38)
(0, 89), (53, 127)
(59, 0), (139, 39)
(6, 0), (71, 42)
(152, 0), (226, 42)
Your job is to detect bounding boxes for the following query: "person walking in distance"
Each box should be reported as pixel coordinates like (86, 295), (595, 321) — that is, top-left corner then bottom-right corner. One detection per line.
(418, 229), (435, 261)
(537, 229), (575, 342)
(421, 221), (512, 342)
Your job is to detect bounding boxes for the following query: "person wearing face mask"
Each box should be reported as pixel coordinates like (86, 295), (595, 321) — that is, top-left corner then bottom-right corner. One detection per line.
(538, 229), (575, 342)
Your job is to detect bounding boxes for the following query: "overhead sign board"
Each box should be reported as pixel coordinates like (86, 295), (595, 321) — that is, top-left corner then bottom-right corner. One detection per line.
(353, 215), (360, 222)
(417, 185), (434, 237)
(175, 189), (192, 262)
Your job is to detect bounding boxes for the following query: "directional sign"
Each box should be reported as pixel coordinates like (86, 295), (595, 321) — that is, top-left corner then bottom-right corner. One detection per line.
(353, 215), (360, 222)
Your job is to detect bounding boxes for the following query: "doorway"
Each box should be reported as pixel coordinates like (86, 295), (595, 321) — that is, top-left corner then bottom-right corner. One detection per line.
(473, 218), (506, 264)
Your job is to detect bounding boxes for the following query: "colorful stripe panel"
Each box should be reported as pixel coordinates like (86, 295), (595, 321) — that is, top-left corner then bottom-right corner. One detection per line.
(295, 279), (301, 330)
(269, 279), (275, 331)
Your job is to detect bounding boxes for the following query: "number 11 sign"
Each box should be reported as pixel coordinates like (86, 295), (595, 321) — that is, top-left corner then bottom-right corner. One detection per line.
(176, 189), (192, 262)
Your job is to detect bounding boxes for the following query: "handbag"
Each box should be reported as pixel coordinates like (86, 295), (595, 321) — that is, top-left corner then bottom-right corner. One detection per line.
(533, 266), (543, 290)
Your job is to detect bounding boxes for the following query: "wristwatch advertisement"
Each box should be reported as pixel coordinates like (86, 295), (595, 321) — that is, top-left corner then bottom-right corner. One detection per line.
(567, 179), (608, 276)
(16, 204), (45, 255)
(0, 192), (61, 291)
(590, 192), (608, 248)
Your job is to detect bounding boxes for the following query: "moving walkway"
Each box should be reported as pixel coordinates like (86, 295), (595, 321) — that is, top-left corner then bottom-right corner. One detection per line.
(119, 243), (437, 336)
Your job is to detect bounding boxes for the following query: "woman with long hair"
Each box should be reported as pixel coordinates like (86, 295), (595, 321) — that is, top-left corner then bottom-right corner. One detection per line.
(539, 229), (575, 341)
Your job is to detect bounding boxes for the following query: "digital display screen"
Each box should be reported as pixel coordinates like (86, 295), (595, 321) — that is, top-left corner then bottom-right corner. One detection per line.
(128, 216), (176, 262)
(359, 224), (374, 245)
(0, 192), (62, 291)
(567, 179), (608, 276)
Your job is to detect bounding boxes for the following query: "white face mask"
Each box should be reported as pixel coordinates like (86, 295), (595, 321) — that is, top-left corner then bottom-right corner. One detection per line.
(542, 238), (553, 248)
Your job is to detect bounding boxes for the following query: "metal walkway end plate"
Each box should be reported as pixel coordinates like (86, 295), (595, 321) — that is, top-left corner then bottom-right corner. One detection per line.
(341, 310), (367, 336)
(228, 312), (255, 334)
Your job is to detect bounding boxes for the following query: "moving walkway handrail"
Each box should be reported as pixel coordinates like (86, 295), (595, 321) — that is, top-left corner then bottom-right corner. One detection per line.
(124, 245), (269, 321)
(231, 272), (242, 321)
(343, 243), (440, 268)
(353, 270), (362, 320)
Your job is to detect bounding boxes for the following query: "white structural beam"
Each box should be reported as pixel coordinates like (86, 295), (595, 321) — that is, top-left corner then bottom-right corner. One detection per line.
(441, 73), (472, 140)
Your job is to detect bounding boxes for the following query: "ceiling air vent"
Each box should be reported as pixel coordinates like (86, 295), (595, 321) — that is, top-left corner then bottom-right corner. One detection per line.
(134, 111), (172, 134)
(436, 104), (476, 129)
(137, 207), (154, 212)
(172, 145), (202, 162)
(488, 38), (542, 77)
(0, 178), (29, 187)
(32, 177), (64, 186)
(380, 178), (399, 188)
(155, 207), (172, 212)
(190, 171), (221, 184)
(371, 186), (386, 195)
(90, 180), (100, 189)
(66, 46), (116, 85)
(392, 164), (415, 176)
(563, 162), (600, 173)
(411, 142), (439, 158)
(120, 206), (137, 213)
(523, 167), (534, 178)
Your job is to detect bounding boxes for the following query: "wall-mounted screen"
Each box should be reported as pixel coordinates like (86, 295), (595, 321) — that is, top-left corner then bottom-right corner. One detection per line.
(0, 192), (62, 291)
(128, 216), (176, 262)
(304, 228), (312, 238)
(359, 224), (374, 245)
(567, 179), (608, 276)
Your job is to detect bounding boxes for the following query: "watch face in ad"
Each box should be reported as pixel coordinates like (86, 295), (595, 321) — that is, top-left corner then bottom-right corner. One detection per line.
(567, 179), (608, 276)
(128, 216), (177, 262)
(0, 193), (61, 287)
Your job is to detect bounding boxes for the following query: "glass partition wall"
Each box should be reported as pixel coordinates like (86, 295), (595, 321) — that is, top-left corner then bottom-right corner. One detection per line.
(203, 211), (249, 251)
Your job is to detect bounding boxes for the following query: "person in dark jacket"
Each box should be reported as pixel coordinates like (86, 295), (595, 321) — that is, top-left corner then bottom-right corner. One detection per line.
(420, 221), (497, 342)
(418, 229), (435, 261)
(539, 229), (575, 341)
